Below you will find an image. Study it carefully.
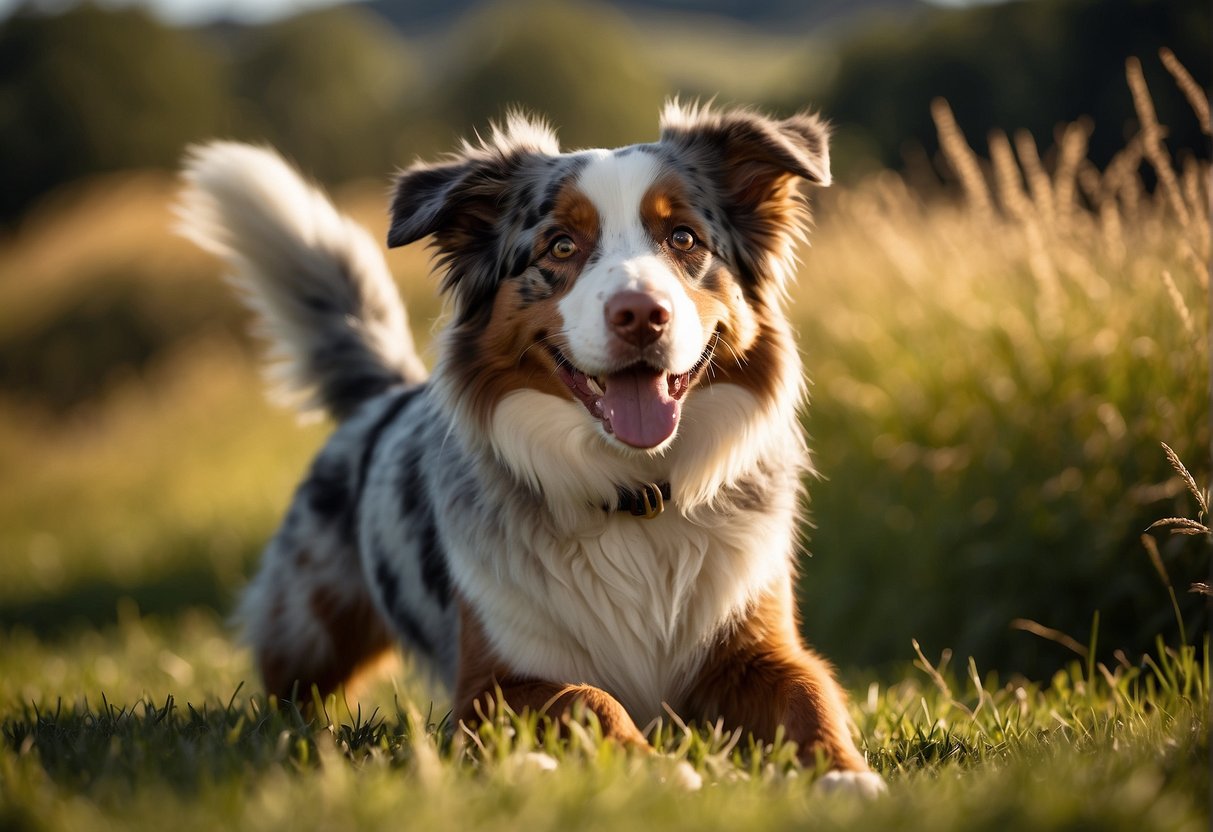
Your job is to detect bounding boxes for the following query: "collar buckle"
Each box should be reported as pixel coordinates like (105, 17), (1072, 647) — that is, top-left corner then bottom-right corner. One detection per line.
(637, 481), (665, 519)
(608, 481), (671, 518)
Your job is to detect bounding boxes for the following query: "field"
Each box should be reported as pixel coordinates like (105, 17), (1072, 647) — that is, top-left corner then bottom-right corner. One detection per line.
(0, 64), (1209, 828)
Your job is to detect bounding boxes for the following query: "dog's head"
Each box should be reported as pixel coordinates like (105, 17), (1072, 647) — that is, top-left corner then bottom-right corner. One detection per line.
(389, 103), (829, 478)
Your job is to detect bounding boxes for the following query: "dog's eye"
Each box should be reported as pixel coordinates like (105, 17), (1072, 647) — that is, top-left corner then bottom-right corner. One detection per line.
(670, 227), (697, 252)
(550, 236), (577, 260)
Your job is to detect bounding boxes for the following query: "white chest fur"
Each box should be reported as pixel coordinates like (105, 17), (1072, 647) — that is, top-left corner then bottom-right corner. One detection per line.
(443, 386), (802, 722)
(454, 502), (795, 722)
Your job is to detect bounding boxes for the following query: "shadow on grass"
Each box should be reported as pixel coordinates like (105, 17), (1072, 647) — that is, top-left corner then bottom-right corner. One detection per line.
(0, 564), (235, 637)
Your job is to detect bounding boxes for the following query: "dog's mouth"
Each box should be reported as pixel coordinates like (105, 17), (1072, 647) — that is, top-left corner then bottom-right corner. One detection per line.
(550, 334), (717, 450)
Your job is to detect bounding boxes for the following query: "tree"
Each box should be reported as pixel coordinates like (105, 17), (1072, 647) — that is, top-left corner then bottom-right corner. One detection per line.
(431, 0), (668, 152)
(230, 6), (415, 183)
(0, 3), (228, 222)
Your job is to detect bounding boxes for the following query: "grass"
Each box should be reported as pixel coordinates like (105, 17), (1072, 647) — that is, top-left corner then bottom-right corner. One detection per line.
(1, 612), (1207, 830)
(796, 70), (1209, 673)
(0, 53), (1209, 829)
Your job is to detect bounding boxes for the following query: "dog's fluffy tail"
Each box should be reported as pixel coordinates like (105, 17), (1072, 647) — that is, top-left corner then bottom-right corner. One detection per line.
(178, 142), (428, 421)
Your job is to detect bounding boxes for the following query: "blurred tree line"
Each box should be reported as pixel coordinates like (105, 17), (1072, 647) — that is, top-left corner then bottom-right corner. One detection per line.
(0, 0), (1208, 225)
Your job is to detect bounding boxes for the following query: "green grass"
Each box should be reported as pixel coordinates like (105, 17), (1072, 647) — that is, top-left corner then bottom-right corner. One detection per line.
(1, 609), (1207, 830)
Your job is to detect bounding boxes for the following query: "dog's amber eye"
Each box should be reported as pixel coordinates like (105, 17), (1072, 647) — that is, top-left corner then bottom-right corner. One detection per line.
(670, 227), (697, 252)
(550, 236), (577, 260)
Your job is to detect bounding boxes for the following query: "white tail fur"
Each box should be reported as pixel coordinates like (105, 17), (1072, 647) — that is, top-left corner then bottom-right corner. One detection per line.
(177, 142), (427, 420)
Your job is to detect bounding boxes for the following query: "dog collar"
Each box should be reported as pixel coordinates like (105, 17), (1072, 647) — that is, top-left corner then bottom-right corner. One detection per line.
(611, 482), (671, 519)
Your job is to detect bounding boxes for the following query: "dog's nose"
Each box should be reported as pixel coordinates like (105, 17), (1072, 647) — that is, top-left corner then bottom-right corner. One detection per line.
(605, 290), (671, 348)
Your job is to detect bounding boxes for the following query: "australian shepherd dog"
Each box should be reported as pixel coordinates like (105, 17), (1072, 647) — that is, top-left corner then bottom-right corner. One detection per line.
(179, 103), (883, 794)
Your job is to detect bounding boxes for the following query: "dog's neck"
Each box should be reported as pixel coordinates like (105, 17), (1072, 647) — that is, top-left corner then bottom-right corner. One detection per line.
(610, 481), (672, 518)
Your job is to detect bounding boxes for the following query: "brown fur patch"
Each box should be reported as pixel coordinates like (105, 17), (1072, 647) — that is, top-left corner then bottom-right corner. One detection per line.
(640, 174), (712, 280)
(257, 582), (393, 702)
(682, 580), (868, 771)
(448, 284), (569, 428)
(448, 183), (605, 428)
(454, 601), (647, 747)
(548, 184), (601, 256)
(703, 313), (796, 404)
(638, 173), (790, 407)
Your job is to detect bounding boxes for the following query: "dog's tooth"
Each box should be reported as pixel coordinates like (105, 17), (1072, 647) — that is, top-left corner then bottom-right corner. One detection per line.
(586, 376), (604, 396)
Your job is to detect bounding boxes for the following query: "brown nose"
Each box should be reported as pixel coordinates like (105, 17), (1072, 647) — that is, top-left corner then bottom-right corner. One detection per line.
(605, 290), (672, 348)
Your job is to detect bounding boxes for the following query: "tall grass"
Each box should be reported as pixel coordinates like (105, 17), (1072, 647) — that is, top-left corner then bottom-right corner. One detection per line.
(796, 51), (1209, 673)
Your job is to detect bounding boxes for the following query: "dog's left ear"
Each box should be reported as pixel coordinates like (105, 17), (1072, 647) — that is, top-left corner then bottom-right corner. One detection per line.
(659, 103), (830, 288)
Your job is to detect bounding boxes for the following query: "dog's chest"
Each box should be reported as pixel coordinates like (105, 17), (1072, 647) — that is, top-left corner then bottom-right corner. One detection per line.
(452, 506), (791, 723)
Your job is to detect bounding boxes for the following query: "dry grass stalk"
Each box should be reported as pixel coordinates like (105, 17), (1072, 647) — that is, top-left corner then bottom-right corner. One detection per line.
(1079, 163), (1126, 264)
(1026, 221), (1062, 337)
(1140, 534), (1173, 588)
(1179, 157), (1211, 255)
(1076, 162), (1102, 205)
(1160, 269), (1198, 345)
(910, 639), (976, 718)
(1149, 517), (1212, 535)
(1100, 137), (1144, 214)
(1053, 119), (1092, 226)
(1126, 56), (1192, 226)
(1181, 243), (1209, 291)
(1013, 129), (1056, 228)
(1161, 441), (1209, 517)
(1009, 618), (1088, 657)
(988, 129), (1032, 221)
(984, 127), (1062, 327)
(931, 98), (994, 219)
(1159, 47), (1211, 137)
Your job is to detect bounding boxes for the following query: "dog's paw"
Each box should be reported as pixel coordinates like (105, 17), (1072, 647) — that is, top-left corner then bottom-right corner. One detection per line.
(815, 769), (887, 799)
(654, 757), (703, 791)
(518, 751), (559, 773)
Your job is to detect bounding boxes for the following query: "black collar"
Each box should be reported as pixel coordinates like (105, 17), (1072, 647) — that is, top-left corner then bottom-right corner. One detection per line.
(611, 482), (671, 519)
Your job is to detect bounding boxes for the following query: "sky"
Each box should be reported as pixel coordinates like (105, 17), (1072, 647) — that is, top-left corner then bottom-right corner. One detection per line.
(0, 0), (1001, 26)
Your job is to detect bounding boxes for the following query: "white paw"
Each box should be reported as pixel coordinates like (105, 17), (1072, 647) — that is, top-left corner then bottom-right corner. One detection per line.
(519, 751), (559, 773)
(656, 758), (703, 791)
(815, 770), (887, 799)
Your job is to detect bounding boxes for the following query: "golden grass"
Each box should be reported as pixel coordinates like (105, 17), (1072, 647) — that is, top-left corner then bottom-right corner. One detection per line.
(1159, 47), (1211, 139)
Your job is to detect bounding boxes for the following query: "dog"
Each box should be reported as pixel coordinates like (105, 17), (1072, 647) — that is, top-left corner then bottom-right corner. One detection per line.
(179, 102), (883, 794)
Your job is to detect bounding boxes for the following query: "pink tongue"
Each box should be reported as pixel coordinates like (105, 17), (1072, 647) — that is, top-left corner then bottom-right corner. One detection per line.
(602, 367), (680, 449)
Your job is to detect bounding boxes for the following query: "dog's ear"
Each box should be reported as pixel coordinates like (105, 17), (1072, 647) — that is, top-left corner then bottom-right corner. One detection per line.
(387, 159), (475, 249)
(387, 114), (560, 318)
(388, 113), (560, 250)
(659, 103), (830, 290)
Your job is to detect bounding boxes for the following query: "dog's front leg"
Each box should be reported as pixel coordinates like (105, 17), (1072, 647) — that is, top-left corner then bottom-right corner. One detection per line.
(454, 602), (648, 749)
(685, 586), (877, 778)
(456, 679), (649, 749)
(690, 646), (870, 771)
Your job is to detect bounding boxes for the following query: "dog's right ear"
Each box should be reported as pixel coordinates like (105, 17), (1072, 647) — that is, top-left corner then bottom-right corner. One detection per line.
(387, 160), (473, 249)
(387, 154), (526, 320)
(388, 113), (560, 251)
(387, 114), (561, 320)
